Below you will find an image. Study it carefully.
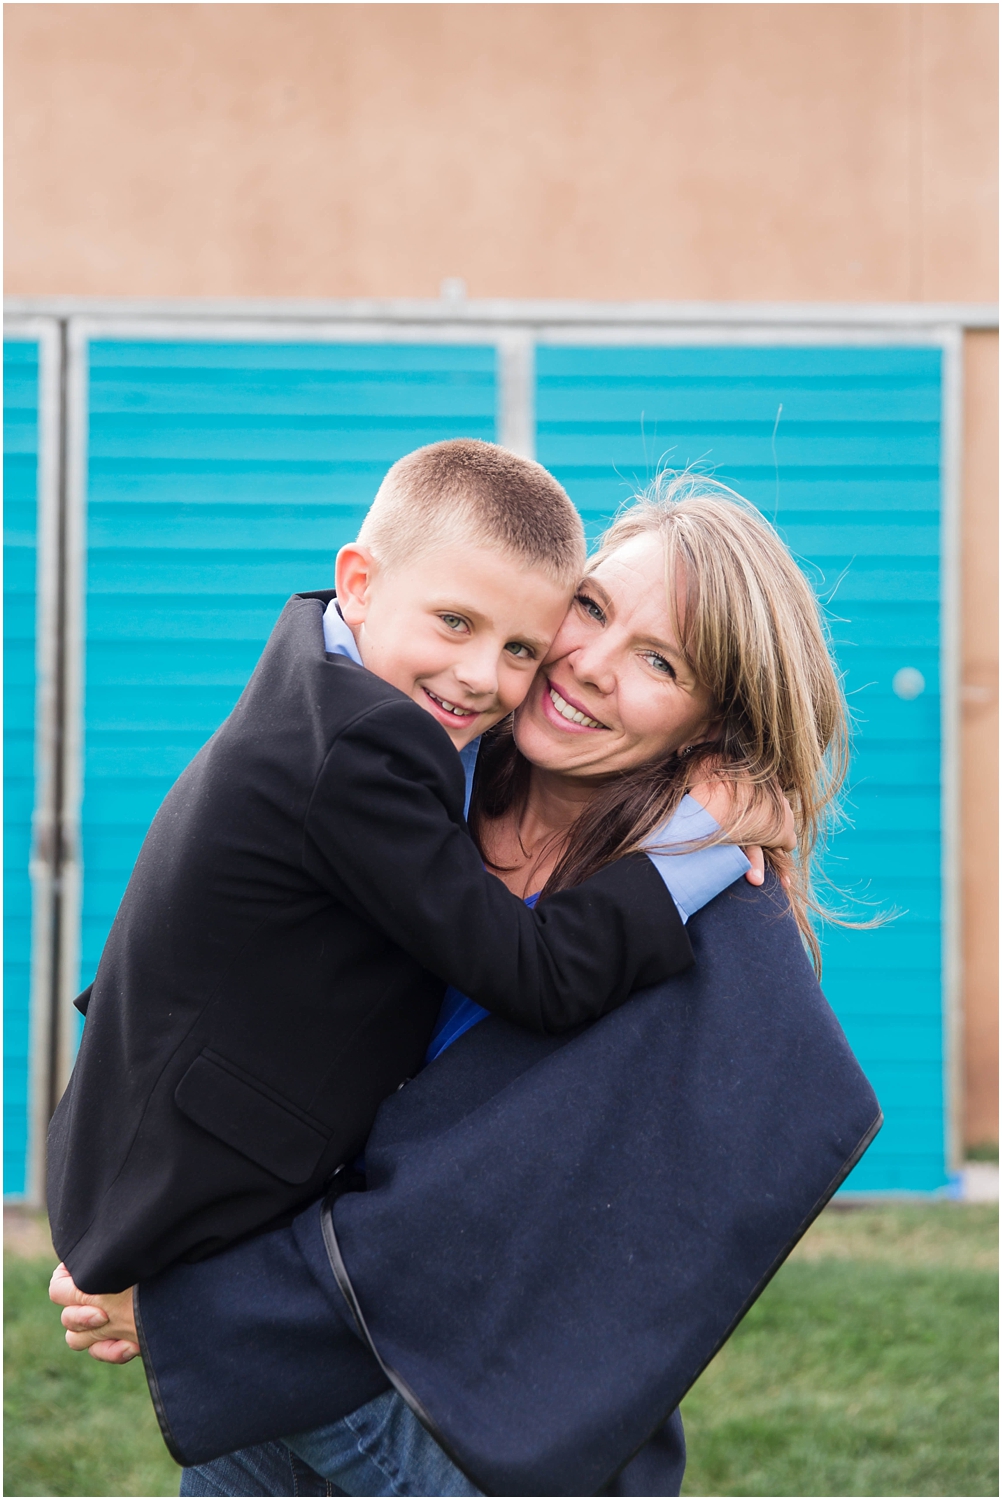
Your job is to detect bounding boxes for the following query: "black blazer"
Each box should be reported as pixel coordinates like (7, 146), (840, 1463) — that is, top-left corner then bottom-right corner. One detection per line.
(133, 875), (880, 1495)
(48, 591), (692, 1292)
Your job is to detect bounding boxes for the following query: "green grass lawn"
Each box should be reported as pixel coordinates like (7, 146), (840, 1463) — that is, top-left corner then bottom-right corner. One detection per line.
(680, 1205), (998, 1497)
(4, 1253), (179, 1497)
(4, 1204), (997, 1497)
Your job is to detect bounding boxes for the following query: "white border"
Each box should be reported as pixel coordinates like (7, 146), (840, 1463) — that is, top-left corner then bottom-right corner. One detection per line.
(4, 294), (998, 330)
(3, 316), (61, 1205)
(56, 323), (88, 1105)
(496, 330), (536, 460)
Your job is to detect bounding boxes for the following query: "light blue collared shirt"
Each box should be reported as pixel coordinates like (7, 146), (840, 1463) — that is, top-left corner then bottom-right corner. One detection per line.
(320, 597), (748, 922)
(643, 795), (751, 922)
(322, 598), (364, 664)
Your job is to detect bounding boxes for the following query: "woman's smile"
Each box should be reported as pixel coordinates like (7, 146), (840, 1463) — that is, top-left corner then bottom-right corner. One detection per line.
(542, 679), (610, 732)
(513, 534), (718, 780)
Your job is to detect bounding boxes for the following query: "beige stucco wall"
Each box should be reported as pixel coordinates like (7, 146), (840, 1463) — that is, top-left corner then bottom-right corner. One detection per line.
(4, 2), (998, 1143)
(3, 3), (998, 302)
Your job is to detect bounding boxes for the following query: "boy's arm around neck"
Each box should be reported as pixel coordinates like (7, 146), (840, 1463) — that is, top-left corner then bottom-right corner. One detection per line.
(304, 700), (693, 1034)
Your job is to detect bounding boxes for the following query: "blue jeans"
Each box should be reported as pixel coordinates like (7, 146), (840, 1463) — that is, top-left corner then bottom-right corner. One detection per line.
(180, 1389), (482, 1497)
(180, 1440), (341, 1496)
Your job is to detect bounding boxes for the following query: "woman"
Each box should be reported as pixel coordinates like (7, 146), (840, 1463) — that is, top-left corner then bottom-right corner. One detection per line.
(471, 470), (837, 947)
(59, 472), (852, 1497)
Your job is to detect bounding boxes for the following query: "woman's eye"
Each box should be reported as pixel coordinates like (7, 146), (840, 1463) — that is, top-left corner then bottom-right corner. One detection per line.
(641, 651), (676, 678)
(576, 592), (605, 623)
(505, 641), (535, 661)
(440, 613), (468, 632)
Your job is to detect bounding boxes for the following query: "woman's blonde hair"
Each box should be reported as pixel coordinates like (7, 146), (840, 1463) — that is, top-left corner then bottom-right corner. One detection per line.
(470, 470), (853, 970)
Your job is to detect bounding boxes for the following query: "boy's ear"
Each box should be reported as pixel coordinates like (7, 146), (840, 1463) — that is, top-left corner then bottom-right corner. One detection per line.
(335, 544), (379, 626)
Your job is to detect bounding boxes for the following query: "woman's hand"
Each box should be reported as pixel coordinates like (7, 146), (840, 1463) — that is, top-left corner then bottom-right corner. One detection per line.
(49, 1262), (140, 1364)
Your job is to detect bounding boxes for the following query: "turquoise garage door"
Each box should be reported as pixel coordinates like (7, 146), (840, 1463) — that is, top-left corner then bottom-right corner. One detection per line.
(79, 339), (497, 995)
(536, 343), (945, 1192)
(3, 339), (41, 1196)
(22, 329), (948, 1199)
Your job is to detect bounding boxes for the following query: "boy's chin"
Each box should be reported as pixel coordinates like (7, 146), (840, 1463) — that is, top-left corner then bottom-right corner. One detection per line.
(446, 720), (487, 750)
(444, 712), (505, 751)
(414, 698), (482, 749)
(412, 690), (507, 749)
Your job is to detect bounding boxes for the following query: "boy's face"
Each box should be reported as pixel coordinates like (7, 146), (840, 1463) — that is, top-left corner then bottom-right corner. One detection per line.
(336, 540), (572, 749)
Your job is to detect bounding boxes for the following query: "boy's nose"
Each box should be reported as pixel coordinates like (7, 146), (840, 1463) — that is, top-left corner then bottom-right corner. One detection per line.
(453, 652), (499, 700)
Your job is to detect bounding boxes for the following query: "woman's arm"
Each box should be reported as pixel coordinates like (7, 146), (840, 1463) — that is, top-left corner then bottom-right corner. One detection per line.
(51, 1202), (391, 1467)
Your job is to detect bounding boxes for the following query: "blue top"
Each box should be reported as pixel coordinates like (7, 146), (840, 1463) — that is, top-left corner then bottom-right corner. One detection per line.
(425, 892), (541, 1065)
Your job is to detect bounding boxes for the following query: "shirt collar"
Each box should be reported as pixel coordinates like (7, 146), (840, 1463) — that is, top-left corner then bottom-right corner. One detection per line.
(459, 738), (481, 819)
(321, 598), (364, 666)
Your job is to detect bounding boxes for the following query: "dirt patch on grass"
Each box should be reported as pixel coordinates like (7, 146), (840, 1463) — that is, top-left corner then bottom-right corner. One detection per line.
(791, 1201), (998, 1271)
(4, 1209), (55, 1264)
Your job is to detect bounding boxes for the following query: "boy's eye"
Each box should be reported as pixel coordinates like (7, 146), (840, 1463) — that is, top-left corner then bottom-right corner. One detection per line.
(576, 592), (605, 624)
(505, 641), (535, 661)
(439, 613), (469, 633)
(641, 651), (676, 679)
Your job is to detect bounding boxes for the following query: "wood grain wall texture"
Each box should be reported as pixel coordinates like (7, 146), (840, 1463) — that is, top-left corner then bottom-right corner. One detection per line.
(4, 2), (997, 1145)
(960, 332), (999, 1150)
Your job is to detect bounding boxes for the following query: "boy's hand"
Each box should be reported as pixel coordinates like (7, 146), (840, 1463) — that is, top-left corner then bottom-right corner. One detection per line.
(689, 776), (796, 889)
(49, 1262), (140, 1364)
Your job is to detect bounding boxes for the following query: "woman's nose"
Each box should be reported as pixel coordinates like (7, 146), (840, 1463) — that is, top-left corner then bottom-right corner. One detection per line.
(566, 639), (617, 697)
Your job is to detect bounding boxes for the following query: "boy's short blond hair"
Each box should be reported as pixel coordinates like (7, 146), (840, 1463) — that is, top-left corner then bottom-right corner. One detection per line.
(358, 439), (585, 587)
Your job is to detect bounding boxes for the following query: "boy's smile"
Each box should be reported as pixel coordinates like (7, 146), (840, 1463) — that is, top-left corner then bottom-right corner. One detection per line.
(335, 538), (572, 749)
(422, 686), (481, 728)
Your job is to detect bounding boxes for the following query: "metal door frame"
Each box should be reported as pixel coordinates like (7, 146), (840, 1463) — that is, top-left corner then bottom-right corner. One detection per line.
(5, 295), (996, 1201)
(3, 316), (65, 1203)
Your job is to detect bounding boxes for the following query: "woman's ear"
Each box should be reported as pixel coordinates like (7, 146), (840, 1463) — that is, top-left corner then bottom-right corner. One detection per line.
(679, 718), (723, 759)
(701, 717), (725, 745)
(335, 544), (378, 626)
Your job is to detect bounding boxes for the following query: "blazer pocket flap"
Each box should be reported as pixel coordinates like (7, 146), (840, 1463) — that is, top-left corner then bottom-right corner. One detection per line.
(174, 1049), (331, 1185)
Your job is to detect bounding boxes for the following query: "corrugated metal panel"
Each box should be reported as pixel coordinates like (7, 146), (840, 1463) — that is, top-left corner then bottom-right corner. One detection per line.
(80, 340), (496, 993)
(69, 334), (948, 1195)
(536, 343), (944, 1193)
(4, 340), (40, 1196)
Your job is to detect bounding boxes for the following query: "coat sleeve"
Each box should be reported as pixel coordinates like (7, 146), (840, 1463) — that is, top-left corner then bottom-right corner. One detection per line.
(133, 1199), (389, 1468)
(302, 701), (693, 1034)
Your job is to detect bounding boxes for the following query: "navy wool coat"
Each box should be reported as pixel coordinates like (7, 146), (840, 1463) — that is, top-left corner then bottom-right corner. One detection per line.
(136, 874), (881, 1497)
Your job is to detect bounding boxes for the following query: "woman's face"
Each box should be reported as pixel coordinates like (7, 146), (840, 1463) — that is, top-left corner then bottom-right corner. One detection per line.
(513, 532), (718, 780)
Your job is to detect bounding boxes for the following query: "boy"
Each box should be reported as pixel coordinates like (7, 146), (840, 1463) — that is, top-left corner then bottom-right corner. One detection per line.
(48, 440), (762, 1297)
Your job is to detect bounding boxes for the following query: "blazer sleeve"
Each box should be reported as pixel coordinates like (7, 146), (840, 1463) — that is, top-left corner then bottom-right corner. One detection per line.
(302, 700), (693, 1034)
